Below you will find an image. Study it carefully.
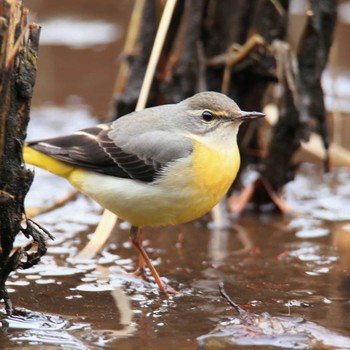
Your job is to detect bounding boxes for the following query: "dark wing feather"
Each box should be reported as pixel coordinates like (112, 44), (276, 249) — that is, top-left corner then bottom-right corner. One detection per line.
(28, 123), (193, 182)
(98, 131), (158, 181)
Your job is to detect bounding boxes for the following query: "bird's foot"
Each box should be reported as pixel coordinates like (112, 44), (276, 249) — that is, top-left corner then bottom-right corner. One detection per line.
(160, 283), (179, 295)
(125, 269), (178, 294)
(130, 267), (149, 282)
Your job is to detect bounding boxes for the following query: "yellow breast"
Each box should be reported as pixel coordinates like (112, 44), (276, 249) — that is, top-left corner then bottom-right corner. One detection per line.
(161, 138), (240, 224)
(191, 139), (240, 195)
(192, 139), (239, 207)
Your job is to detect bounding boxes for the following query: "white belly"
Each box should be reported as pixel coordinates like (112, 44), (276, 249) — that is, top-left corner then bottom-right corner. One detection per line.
(68, 159), (204, 227)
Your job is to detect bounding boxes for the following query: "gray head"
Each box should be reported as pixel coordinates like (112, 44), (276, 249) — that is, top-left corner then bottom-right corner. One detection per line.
(183, 91), (263, 121)
(174, 91), (264, 140)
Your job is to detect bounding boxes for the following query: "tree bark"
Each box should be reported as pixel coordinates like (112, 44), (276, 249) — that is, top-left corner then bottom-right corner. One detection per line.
(0, 0), (48, 315)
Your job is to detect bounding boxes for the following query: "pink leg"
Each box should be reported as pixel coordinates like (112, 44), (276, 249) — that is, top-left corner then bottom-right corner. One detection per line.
(130, 226), (177, 294)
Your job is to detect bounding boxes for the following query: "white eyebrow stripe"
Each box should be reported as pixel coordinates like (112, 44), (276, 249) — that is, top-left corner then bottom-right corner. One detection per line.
(187, 110), (230, 118)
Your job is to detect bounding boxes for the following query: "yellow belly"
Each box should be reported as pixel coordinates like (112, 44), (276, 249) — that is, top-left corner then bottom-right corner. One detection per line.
(168, 140), (240, 224)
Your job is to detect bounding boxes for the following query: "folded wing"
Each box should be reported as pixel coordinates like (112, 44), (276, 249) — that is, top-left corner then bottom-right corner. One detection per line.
(28, 123), (193, 183)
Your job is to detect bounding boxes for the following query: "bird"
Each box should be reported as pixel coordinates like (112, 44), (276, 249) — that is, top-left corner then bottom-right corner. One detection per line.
(23, 91), (264, 293)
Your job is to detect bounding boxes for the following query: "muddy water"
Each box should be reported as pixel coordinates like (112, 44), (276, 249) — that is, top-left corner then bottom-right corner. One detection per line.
(1, 1), (350, 349)
(1, 165), (350, 349)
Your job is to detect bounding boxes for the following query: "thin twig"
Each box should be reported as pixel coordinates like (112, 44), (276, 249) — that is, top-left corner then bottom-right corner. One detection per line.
(6, 19), (29, 69)
(219, 282), (246, 315)
(75, 209), (116, 260)
(26, 217), (54, 240)
(27, 190), (79, 217)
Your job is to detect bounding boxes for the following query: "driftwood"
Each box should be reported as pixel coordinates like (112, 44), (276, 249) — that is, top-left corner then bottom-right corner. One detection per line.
(261, 0), (337, 192)
(0, 0), (50, 315)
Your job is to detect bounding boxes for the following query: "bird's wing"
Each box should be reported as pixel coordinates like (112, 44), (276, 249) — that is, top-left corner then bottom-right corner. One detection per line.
(28, 123), (193, 182)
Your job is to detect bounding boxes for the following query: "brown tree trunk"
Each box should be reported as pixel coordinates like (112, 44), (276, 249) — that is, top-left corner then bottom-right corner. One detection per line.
(0, 0), (49, 315)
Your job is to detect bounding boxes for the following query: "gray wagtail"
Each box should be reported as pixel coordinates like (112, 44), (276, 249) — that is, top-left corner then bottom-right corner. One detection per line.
(23, 91), (264, 293)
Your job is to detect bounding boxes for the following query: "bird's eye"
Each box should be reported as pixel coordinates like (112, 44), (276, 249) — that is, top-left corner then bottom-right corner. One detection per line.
(202, 111), (214, 122)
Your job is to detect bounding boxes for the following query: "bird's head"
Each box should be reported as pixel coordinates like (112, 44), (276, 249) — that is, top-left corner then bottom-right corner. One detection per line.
(176, 91), (264, 143)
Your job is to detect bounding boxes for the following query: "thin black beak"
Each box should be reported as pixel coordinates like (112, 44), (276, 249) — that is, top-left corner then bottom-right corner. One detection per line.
(237, 111), (265, 121)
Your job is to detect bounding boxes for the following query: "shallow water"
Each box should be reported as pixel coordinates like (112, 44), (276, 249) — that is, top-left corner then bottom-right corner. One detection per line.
(1, 160), (350, 349)
(2, 1), (350, 349)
